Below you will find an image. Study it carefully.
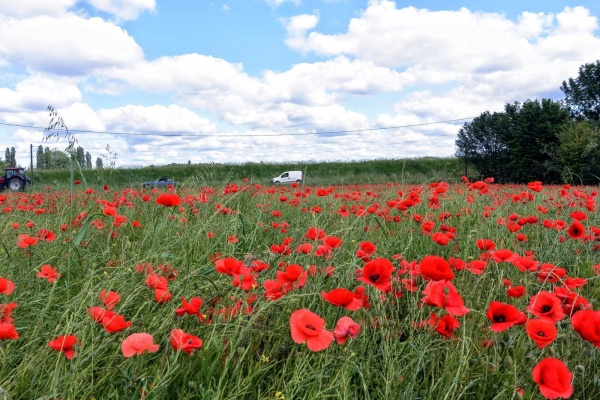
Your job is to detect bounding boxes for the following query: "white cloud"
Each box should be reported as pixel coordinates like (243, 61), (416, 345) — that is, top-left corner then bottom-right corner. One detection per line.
(0, 14), (144, 75)
(281, 2), (600, 81)
(88, 0), (156, 21)
(0, 75), (82, 113)
(98, 104), (217, 134)
(264, 0), (301, 7)
(0, 0), (77, 17)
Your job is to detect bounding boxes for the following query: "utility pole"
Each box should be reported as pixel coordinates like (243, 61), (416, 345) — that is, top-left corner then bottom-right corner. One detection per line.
(30, 144), (34, 183)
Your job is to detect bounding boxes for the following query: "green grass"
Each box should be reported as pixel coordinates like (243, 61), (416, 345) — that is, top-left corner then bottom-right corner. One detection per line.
(28, 157), (469, 190)
(0, 178), (597, 399)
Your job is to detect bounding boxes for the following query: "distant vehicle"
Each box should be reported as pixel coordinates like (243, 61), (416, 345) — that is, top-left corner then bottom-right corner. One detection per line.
(0, 167), (31, 191)
(143, 177), (177, 188)
(271, 171), (303, 185)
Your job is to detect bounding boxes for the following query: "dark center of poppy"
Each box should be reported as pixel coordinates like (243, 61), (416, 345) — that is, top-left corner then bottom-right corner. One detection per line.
(306, 324), (316, 331)
(541, 305), (552, 313)
(537, 331), (545, 337)
(493, 315), (505, 323)
(369, 274), (380, 282)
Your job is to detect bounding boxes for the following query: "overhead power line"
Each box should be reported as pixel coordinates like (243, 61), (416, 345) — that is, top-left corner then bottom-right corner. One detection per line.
(0, 117), (475, 138)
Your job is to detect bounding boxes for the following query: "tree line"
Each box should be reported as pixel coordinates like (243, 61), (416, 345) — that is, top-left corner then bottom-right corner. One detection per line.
(1, 146), (105, 170)
(34, 145), (103, 170)
(456, 60), (600, 184)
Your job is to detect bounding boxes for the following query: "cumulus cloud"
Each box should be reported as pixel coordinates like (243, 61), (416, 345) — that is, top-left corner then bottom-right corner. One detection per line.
(0, 75), (82, 113)
(98, 104), (217, 135)
(0, 14), (144, 75)
(281, 2), (600, 80)
(88, 0), (156, 21)
(0, 0), (77, 18)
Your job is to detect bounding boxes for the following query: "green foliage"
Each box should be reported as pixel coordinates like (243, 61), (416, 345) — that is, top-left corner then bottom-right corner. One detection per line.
(456, 99), (570, 183)
(561, 60), (600, 122)
(30, 157), (466, 189)
(557, 120), (600, 184)
(455, 111), (510, 181)
(503, 99), (570, 183)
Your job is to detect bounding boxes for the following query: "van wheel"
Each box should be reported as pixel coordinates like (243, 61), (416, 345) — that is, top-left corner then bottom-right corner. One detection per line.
(296, 179), (302, 184)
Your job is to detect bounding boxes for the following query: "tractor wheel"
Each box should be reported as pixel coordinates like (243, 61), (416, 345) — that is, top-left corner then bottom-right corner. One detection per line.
(8, 178), (24, 191)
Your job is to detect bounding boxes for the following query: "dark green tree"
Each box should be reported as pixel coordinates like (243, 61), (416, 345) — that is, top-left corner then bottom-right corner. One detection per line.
(4, 148), (10, 167)
(557, 120), (600, 184)
(503, 99), (570, 183)
(75, 146), (85, 167)
(455, 111), (511, 181)
(85, 152), (92, 169)
(560, 60), (600, 123)
(36, 145), (45, 169)
(95, 157), (104, 169)
(9, 147), (16, 167)
(456, 99), (570, 183)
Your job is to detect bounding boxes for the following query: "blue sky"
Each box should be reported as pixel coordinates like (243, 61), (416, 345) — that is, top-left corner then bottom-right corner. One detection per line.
(1, 0), (599, 167)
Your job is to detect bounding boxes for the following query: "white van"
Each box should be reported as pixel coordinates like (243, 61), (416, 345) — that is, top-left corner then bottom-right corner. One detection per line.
(271, 171), (303, 185)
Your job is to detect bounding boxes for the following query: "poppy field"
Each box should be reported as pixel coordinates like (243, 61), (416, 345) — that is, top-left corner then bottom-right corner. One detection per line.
(0, 177), (599, 399)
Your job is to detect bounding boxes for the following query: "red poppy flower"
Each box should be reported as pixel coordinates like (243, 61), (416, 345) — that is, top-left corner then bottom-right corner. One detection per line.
(532, 358), (573, 399)
(17, 233), (39, 248)
(314, 245), (332, 258)
(0, 302), (17, 324)
(356, 257), (395, 292)
(526, 319), (557, 348)
(527, 291), (564, 323)
(569, 211), (587, 221)
(566, 220), (585, 239)
(535, 264), (566, 284)
(36, 264), (60, 283)
(571, 309), (600, 348)
(323, 235), (342, 249)
(155, 193), (182, 207)
(333, 316), (361, 345)
(0, 278), (15, 295)
(419, 255), (454, 281)
(290, 309), (334, 352)
(511, 256), (539, 272)
(121, 333), (160, 357)
(170, 328), (203, 355)
(144, 273), (169, 291)
(489, 249), (516, 263)
(276, 264), (308, 291)
(154, 288), (172, 303)
(486, 301), (527, 332)
(214, 257), (250, 277)
(100, 290), (120, 310)
(431, 231), (452, 246)
(175, 297), (204, 319)
(422, 280), (469, 317)
(321, 288), (362, 310)
(305, 227), (326, 240)
(87, 306), (115, 323)
(355, 241), (377, 261)
(48, 335), (79, 359)
(466, 260), (487, 275)
(0, 322), (18, 340)
(425, 313), (461, 338)
(38, 229), (56, 242)
(295, 243), (313, 254)
(476, 239), (496, 251)
(506, 286), (526, 298)
(102, 313), (132, 333)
